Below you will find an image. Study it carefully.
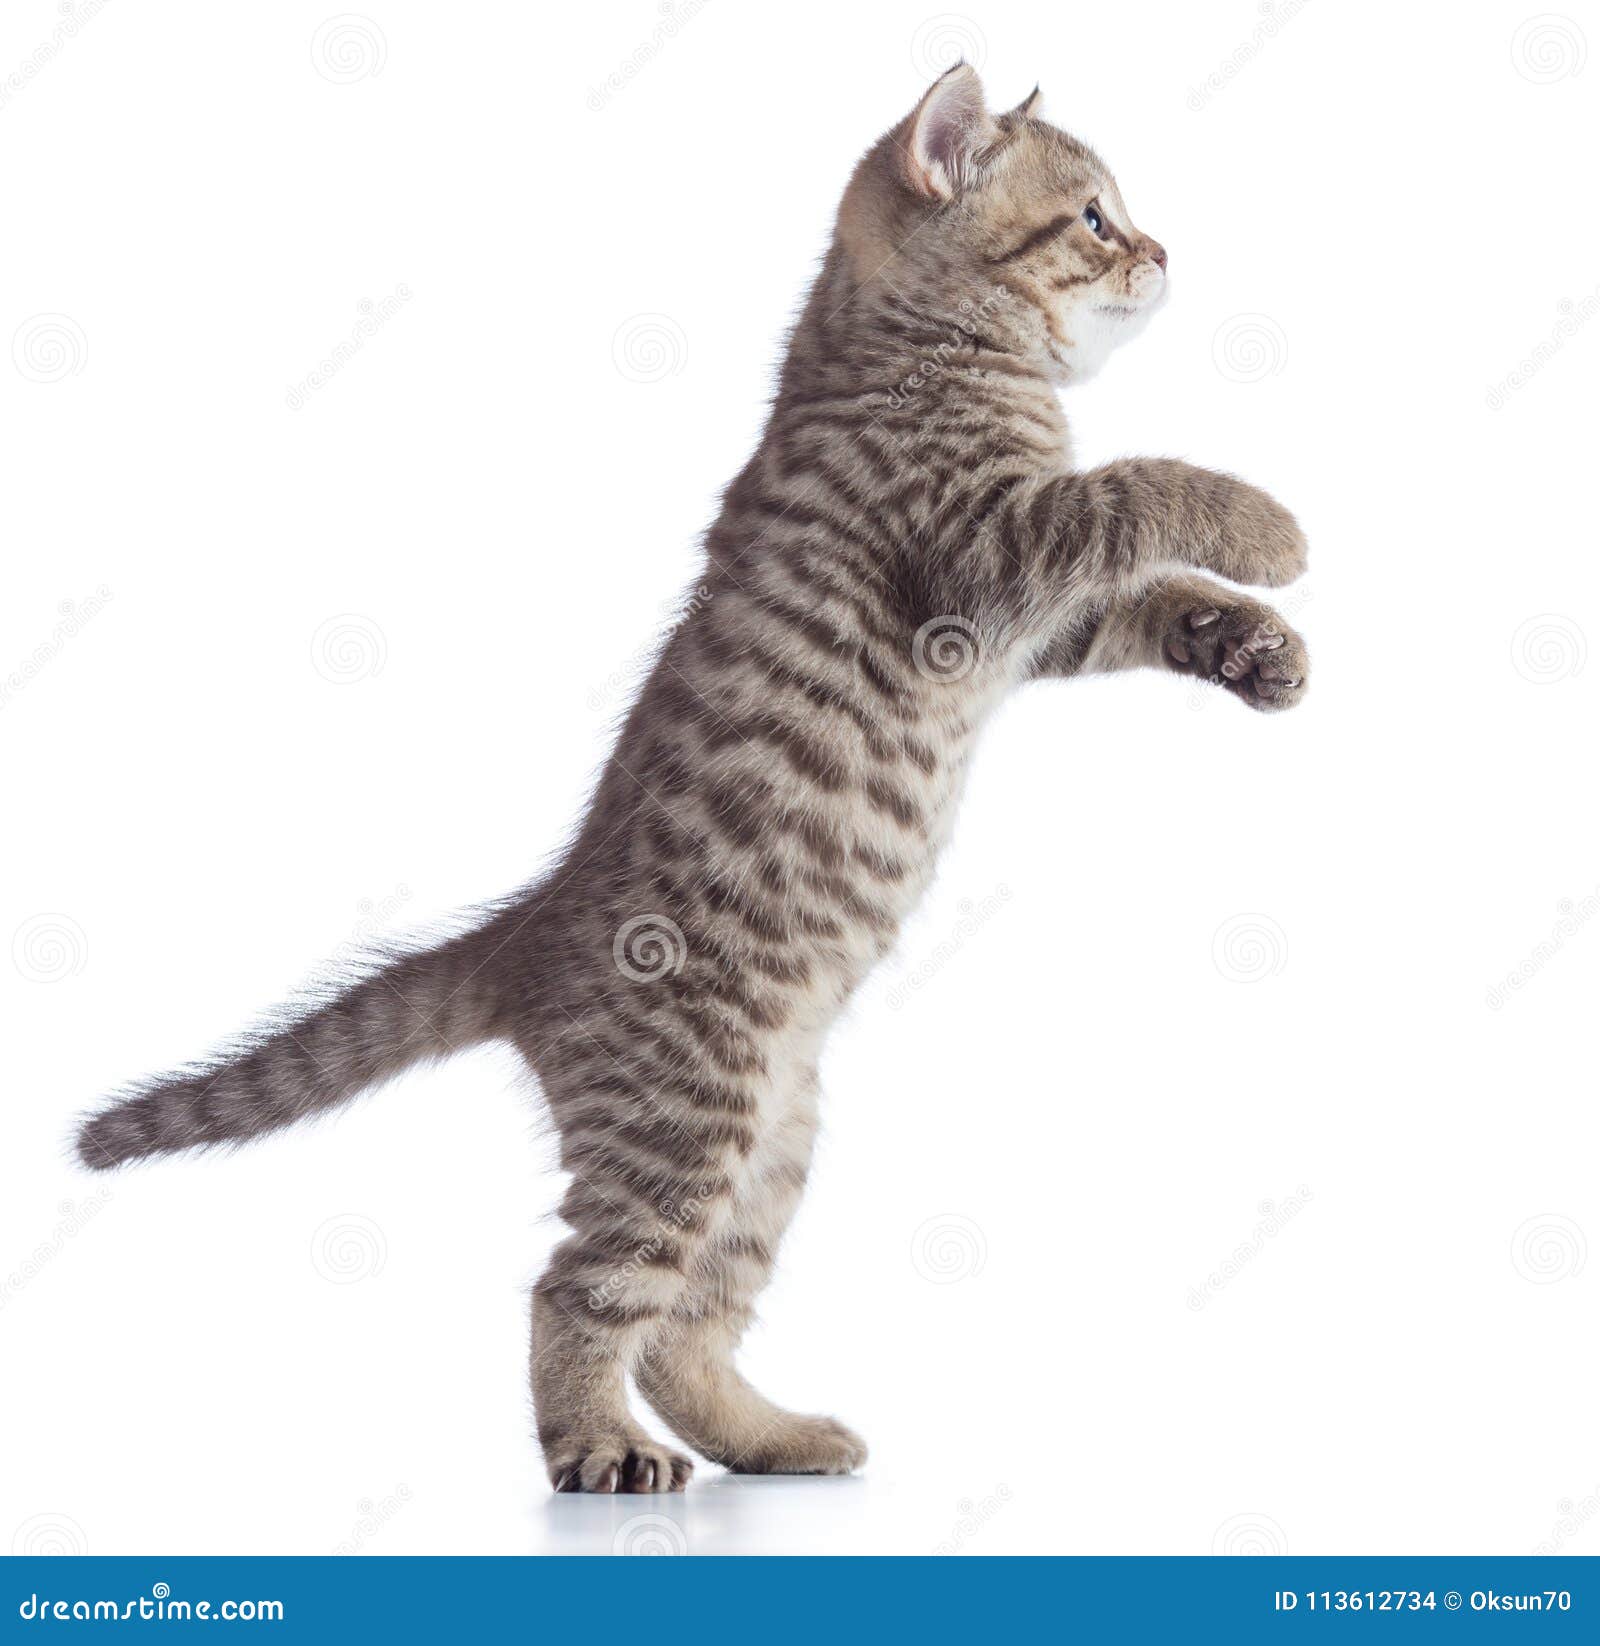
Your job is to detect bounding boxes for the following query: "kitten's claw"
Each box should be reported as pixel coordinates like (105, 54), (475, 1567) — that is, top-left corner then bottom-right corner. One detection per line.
(1166, 599), (1308, 712)
(547, 1437), (694, 1495)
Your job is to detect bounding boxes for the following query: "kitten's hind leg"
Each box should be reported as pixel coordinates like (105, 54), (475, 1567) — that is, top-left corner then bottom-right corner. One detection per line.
(639, 1311), (868, 1477)
(635, 1078), (868, 1477)
(1075, 571), (1310, 712)
(531, 1268), (697, 1494)
(530, 1122), (741, 1492)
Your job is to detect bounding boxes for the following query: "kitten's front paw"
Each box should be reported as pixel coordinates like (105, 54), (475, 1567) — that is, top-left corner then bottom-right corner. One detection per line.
(1164, 600), (1308, 712)
(726, 1414), (868, 1476)
(1228, 485), (1308, 587)
(1266, 515), (1308, 587)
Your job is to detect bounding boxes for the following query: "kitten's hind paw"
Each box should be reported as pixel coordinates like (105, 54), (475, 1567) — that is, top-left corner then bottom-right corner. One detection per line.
(1164, 600), (1308, 712)
(547, 1434), (695, 1494)
(725, 1414), (868, 1476)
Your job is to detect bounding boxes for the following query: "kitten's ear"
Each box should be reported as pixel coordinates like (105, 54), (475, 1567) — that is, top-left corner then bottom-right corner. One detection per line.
(901, 63), (1000, 201)
(1003, 85), (1044, 122)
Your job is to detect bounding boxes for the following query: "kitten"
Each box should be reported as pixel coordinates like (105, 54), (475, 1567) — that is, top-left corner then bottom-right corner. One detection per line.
(77, 66), (1309, 1493)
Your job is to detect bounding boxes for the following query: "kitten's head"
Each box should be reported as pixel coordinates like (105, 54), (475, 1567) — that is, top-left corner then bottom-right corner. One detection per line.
(837, 65), (1168, 384)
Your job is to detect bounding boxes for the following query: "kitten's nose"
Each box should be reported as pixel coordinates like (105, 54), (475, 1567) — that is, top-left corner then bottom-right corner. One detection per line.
(1147, 241), (1168, 271)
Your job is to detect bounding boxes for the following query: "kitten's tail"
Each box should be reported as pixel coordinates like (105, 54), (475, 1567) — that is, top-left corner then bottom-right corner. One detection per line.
(76, 908), (525, 1171)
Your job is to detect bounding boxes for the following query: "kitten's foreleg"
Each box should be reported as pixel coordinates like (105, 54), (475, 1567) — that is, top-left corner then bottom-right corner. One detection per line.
(1014, 458), (1308, 594)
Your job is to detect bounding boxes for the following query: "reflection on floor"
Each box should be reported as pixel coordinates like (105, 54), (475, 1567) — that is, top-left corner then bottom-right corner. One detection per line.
(537, 1474), (876, 1556)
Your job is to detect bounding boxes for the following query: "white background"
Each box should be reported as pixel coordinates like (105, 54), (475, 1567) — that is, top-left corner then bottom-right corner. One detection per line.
(3, 0), (1597, 1558)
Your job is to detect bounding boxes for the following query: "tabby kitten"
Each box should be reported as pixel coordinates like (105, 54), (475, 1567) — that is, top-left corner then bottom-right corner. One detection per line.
(78, 66), (1309, 1493)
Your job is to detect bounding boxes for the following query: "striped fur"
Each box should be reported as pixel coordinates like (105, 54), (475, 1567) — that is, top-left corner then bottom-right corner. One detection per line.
(77, 66), (1309, 1493)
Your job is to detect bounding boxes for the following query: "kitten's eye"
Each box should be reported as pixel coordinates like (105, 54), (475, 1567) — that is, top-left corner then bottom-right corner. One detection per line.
(1083, 202), (1110, 241)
